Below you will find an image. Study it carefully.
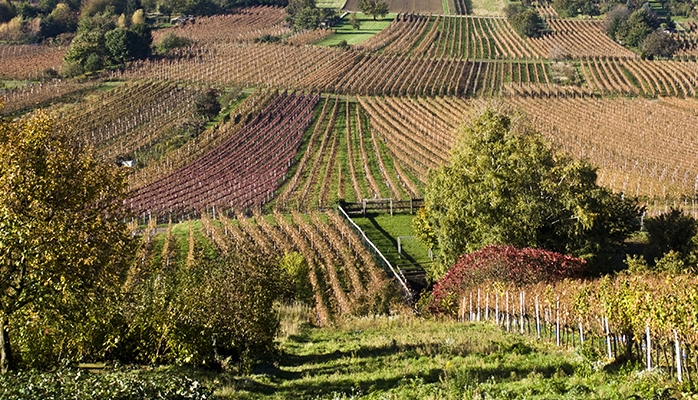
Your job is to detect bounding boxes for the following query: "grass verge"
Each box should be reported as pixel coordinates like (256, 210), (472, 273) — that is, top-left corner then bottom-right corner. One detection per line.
(209, 314), (686, 399)
(316, 13), (395, 46)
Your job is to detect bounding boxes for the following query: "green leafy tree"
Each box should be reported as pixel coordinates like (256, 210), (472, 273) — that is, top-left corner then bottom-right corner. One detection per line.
(279, 252), (312, 303)
(614, 8), (659, 47)
(358, 0), (388, 19)
(155, 31), (192, 53)
(0, 1), (17, 24)
(603, 5), (630, 38)
(641, 29), (677, 59)
(416, 108), (641, 279)
(194, 88), (221, 119)
(40, 3), (79, 39)
(645, 208), (698, 261)
(104, 27), (132, 61)
(508, 8), (544, 38)
(349, 12), (360, 29)
(286, 0), (332, 30)
(0, 107), (130, 373)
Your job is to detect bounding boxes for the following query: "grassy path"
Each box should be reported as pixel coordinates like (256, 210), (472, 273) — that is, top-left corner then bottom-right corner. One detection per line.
(211, 315), (679, 399)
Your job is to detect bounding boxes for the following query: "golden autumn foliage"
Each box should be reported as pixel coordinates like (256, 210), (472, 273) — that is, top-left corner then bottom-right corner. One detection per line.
(0, 109), (130, 372)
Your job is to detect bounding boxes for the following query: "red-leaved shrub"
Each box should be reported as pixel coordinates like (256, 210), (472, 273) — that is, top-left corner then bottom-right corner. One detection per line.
(431, 245), (586, 315)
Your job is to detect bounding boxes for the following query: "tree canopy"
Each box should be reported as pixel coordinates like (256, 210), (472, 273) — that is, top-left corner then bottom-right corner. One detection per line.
(0, 107), (130, 372)
(358, 0), (388, 20)
(414, 108), (641, 279)
(506, 5), (544, 38)
(285, 0), (333, 31)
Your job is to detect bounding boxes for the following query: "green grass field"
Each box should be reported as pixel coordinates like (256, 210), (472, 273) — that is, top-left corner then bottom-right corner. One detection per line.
(469, 0), (506, 15)
(207, 313), (683, 399)
(317, 0), (348, 8)
(352, 213), (432, 271)
(316, 13), (396, 46)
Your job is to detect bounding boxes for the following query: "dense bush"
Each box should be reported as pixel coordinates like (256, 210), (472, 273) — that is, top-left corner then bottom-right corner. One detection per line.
(506, 6), (544, 38)
(0, 368), (212, 399)
(431, 245), (586, 315)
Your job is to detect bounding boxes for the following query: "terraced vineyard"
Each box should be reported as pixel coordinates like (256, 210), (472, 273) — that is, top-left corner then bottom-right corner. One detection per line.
(136, 212), (399, 325)
(3, 4), (698, 318)
(506, 95), (698, 212)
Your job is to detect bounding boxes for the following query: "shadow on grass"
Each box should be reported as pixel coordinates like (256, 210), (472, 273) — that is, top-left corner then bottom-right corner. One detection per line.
(366, 214), (422, 269)
(237, 334), (579, 398)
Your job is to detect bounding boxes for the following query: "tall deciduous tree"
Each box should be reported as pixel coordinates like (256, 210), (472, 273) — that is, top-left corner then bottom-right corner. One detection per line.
(415, 108), (641, 279)
(358, 0), (388, 20)
(0, 107), (130, 372)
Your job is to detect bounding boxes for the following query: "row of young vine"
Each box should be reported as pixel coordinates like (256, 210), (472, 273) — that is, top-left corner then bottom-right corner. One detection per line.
(459, 272), (698, 382)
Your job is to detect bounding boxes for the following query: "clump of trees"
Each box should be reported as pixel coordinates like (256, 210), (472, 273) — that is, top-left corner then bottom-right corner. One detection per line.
(604, 5), (678, 58)
(286, 0), (334, 31)
(63, 8), (152, 75)
(154, 31), (192, 53)
(0, 106), (284, 373)
(414, 108), (641, 280)
(506, 4), (545, 38)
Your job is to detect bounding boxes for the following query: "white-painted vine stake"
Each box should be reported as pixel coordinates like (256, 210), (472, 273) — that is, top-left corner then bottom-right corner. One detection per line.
(461, 296), (466, 322)
(646, 325), (651, 371)
(675, 330), (682, 382)
(579, 322), (584, 344)
(469, 292), (473, 322)
(535, 294), (541, 339)
(477, 288), (481, 322)
(519, 291), (526, 333)
(556, 298), (560, 347)
(506, 290), (510, 332)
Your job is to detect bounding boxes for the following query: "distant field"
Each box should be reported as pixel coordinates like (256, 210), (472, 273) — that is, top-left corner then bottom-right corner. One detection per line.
(316, 13), (395, 46)
(343, 0), (442, 14)
(469, 0), (506, 15)
(317, 0), (347, 8)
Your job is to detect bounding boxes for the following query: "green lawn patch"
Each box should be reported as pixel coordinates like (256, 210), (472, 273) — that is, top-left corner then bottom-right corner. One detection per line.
(352, 213), (432, 271)
(209, 315), (683, 399)
(317, 0), (348, 9)
(469, 0), (507, 15)
(316, 13), (395, 46)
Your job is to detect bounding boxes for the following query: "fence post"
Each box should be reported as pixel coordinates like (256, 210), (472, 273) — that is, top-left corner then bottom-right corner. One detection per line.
(675, 330), (683, 382)
(477, 289), (481, 322)
(605, 317), (613, 359)
(469, 292), (473, 321)
(519, 290), (526, 334)
(579, 322), (585, 345)
(506, 291), (510, 332)
(556, 297), (560, 346)
(535, 294), (541, 339)
(646, 325), (652, 371)
(485, 291), (489, 321)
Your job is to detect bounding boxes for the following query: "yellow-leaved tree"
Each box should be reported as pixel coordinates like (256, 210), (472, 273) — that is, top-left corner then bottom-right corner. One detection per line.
(0, 105), (130, 373)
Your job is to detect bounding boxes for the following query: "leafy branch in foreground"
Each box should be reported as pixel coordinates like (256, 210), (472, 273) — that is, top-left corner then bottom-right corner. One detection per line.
(0, 107), (130, 373)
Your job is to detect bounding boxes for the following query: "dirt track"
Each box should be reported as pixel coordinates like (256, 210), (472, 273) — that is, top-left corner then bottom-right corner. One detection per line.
(343, 0), (443, 14)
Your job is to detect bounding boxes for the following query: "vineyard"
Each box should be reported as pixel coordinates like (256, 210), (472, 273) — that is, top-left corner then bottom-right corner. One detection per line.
(505, 95), (698, 212)
(5, 2), (698, 394)
(0, 45), (66, 80)
(135, 212), (399, 325)
(456, 273), (698, 382)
